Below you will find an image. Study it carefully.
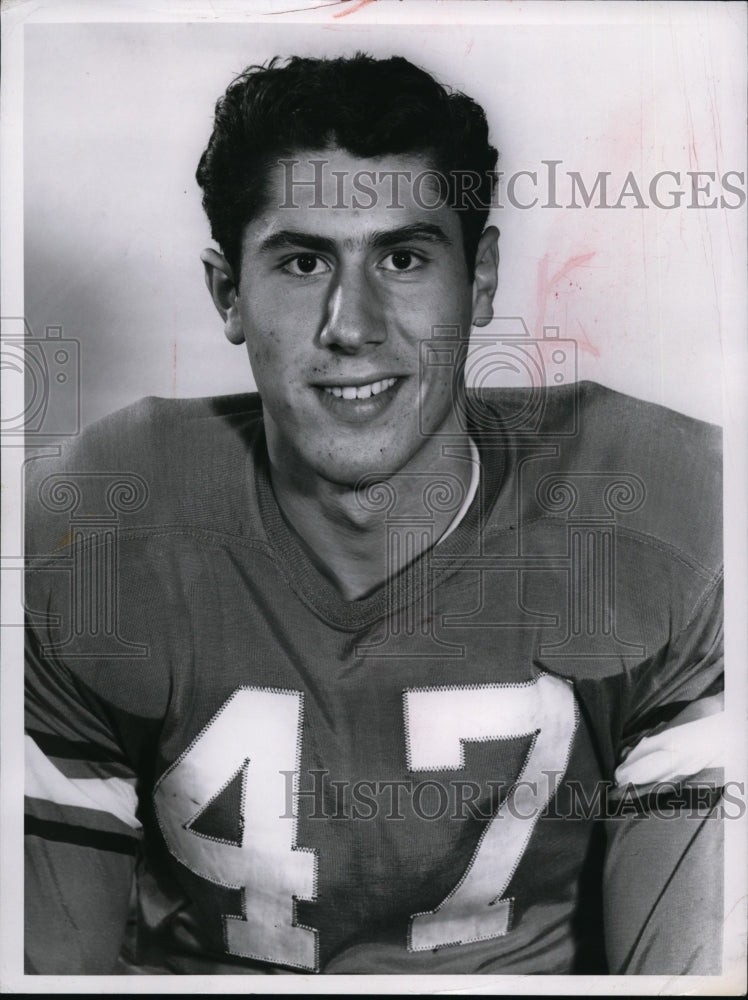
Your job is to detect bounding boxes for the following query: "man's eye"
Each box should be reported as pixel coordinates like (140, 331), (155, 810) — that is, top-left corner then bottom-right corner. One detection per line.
(380, 250), (422, 272)
(283, 254), (329, 276)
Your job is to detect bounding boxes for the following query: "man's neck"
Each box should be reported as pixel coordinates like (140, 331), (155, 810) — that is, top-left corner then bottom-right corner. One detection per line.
(266, 434), (475, 602)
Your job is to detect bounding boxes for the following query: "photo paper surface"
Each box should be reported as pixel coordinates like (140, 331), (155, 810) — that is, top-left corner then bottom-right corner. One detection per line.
(1, 1), (745, 994)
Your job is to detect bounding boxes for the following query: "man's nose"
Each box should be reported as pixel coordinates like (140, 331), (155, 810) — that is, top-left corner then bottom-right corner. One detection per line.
(318, 267), (386, 353)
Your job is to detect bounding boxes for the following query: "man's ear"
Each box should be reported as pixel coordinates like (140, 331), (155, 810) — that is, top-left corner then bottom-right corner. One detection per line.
(471, 226), (499, 329)
(200, 249), (245, 345)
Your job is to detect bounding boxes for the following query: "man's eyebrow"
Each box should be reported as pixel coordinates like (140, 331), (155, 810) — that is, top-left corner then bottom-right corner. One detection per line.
(368, 223), (453, 251)
(258, 231), (337, 255)
(257, 223), (453, 256)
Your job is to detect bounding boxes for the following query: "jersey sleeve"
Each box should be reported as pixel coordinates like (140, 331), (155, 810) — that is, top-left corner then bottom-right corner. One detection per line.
(615, 571), (724, 791)
(603, 570), (724, 974)
(25, 620), (141, 973)
(603, 797), (723, 974)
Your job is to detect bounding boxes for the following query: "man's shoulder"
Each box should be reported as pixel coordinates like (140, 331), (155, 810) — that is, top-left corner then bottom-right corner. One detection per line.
(478, 380), (722, 575)
(53, 392), (263, 466)
(24, 393), (264, 556)
(551, 380), (721, 487)
(477, 379), (720, 450)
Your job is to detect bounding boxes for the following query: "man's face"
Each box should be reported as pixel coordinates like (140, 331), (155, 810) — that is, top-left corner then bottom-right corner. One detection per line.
(210, 149), (498, 488)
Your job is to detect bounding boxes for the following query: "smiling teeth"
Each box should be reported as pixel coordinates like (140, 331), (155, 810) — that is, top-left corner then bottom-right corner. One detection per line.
(324, 377), (397, 400)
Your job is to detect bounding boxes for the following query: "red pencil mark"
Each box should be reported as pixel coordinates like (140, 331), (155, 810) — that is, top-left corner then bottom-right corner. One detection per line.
(535, 251), (597, 353)
(333, 0), (376, 18)
(465, 39), (474, 56)
(265, 0), (343, 14)
(575, 320), (600, 360)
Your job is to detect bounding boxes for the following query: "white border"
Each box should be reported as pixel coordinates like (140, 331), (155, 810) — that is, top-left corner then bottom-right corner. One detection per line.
(2, 1), (746, 995)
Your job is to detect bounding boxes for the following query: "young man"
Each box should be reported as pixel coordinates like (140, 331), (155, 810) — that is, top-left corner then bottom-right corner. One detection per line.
(24, 54), (723, 976)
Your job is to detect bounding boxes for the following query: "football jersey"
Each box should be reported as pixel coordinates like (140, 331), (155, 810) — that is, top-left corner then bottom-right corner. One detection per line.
(24, 382), (723, 975)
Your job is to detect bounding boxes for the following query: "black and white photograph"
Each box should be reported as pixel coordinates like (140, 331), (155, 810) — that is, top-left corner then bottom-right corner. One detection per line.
(1, 0), (746, 993)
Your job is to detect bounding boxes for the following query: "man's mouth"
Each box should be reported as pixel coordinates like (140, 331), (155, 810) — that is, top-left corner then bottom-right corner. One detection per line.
(313, 375), (405, 423)
(322, 377), (397, 400)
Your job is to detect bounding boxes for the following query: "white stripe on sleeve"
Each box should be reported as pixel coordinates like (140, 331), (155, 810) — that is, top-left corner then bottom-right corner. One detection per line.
(25, 735), (141, 830)
(614, 711), (723, 788)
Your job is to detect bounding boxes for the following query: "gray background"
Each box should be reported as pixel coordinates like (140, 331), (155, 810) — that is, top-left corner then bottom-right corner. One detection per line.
(23, 15), (744, 428)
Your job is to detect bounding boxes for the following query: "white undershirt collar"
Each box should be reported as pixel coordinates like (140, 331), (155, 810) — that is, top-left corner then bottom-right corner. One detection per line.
(437, 437), (480, 545)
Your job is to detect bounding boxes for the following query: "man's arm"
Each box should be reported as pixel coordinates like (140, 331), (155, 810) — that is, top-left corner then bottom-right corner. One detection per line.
(25, 829), (136, 973)
(600, 534), (726, 974)
(24, 626), (141, 973)
(604, 786), (723, 974)
(603, 695), (725, 974)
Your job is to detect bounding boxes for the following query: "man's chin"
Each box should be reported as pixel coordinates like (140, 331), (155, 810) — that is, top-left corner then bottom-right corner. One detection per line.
(317, 456), (403, 492)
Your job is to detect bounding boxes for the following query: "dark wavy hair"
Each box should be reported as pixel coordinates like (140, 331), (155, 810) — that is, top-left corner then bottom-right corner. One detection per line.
(196, 54), (498, 280)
